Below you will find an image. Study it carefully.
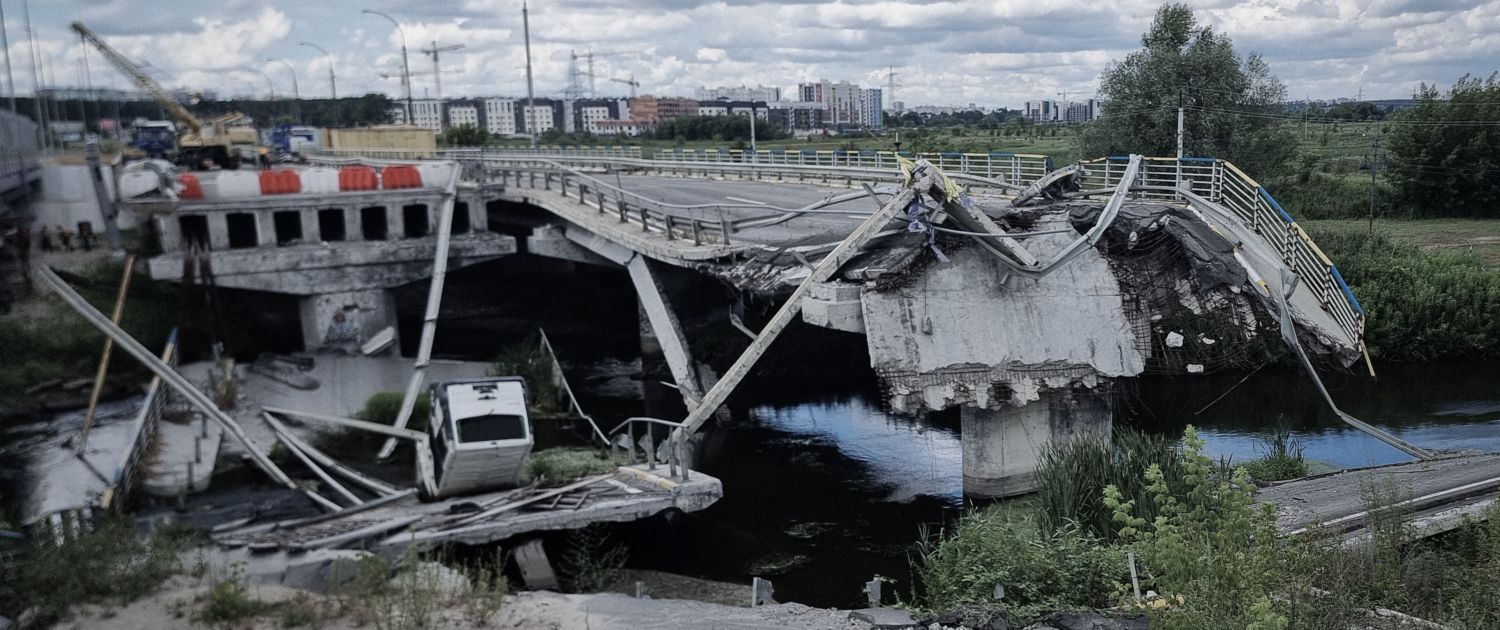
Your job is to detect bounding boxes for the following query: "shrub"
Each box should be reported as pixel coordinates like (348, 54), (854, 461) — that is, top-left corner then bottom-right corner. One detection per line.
(1035, 428), (1184, 540)
(198, 564), (268, 626)
(1105, 427), (1287, 629)
(1238, 424), (1308, 483)
(0, 519), (192, 627)
(488, 336), (561, 413)
(559, 525), (628, 593)
(1308, 228), (1500, 360)
(914, 503), (1128, 623)
(358, 391), (432, 431)
(525, 447), (616, 482)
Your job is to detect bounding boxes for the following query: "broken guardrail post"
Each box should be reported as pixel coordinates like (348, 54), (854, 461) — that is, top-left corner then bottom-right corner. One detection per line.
(751, 577), (775, 607)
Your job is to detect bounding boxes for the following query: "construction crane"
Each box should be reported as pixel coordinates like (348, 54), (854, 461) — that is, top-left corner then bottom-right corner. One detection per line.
(71, 21), (256, 168)
(419, 41), (465, 99)
(609, 75), (640, 98)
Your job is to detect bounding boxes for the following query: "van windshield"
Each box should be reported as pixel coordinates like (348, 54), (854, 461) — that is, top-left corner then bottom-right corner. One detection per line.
(457, 414), (527, 443)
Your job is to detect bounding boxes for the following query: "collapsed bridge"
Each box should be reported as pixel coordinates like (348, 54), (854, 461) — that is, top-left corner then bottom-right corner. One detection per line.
(139, 146), (1394, 498)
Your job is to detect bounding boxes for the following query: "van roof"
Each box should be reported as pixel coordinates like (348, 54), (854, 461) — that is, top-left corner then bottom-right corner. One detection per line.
(441, 379), (527, 420)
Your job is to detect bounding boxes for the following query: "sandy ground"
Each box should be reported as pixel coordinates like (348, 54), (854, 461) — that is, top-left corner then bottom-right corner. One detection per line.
(63, 575), (872, 630)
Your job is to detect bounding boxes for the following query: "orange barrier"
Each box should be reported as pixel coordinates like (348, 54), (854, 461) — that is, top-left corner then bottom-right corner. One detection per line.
(338, 166), (378, 191)
(381, 165), (421, 190)
(259, 170), (302, 195)
(177, 174), (204, 200)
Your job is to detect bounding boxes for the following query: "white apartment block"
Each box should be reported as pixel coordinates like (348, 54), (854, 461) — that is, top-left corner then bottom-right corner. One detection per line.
(523, 105), (555, 134)
(448, 104), (479, 128)
(579, 105), (613, 134)
(695, 85), (782, 103)
(483, 98), (517, 136)
(411, 99), (444, 132)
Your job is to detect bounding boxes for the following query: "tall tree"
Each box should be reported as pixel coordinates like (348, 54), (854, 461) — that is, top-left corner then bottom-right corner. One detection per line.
(1080, 3), (1295, 176)
(1386, 74), (1500, 218)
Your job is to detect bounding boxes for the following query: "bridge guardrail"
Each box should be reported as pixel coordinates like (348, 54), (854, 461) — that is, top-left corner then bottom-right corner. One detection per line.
(497, 167), (741, 246)
(321, 147), (1363, 346)
(1078, 156), (1365, 345)
(99, 328), (181, 512)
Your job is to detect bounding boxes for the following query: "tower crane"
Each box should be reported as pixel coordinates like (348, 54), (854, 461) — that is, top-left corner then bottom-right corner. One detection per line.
(609, 75), (640, 98)
(71, 21), (256, 168)
(419, 41), (465, 99)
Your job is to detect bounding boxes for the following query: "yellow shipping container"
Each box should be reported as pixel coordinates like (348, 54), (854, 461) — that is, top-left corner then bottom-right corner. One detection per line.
(323, 125), (437, 158)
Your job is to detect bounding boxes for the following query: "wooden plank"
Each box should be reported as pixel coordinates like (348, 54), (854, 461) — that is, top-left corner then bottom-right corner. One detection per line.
(79, 254), (136, 453)
(447, 473), (615, 528)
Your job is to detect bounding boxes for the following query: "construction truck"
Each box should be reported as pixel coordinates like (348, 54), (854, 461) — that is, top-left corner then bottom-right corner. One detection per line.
(73, 22), (257, 169)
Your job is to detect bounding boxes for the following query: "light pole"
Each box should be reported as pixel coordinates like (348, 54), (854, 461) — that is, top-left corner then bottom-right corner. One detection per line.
(522, 1), (535, 148)
(245, 68), (275, 100)
(267, 58), (301, 123)
(362, 9), (411, 124)
(299, 41), (337, 99)
(1, 0), (16, 113)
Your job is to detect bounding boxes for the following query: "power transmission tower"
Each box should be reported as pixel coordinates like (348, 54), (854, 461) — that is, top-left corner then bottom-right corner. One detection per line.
(564, 50), (585, 101)
(885, 65), (901, 112)
(420, 41), (464, 99)
(1362, 138), (1389, 234)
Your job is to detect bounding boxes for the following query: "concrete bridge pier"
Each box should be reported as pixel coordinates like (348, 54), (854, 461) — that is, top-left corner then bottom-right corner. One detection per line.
(298, 289), (400, 353)
(960, 385), (1113, 498)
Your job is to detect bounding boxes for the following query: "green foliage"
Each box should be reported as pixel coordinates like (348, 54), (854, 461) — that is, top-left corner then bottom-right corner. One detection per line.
(441, 123), (491, 147)
(1238, 425), (1308, 482)
(1104, 427), (1287, 629)
(1387, 74), (1500, 217)
(913, 503), (1128, 623)
(525, 447), (615, 481)
(358, 390), (433, 431)
(1035, 428), (1185, 540)
(654, 115), (788, 142)
(198, 563), (269, 626)
(559, 525), (628, 593)
(0, 519), (193, 627)
(488, 335), (560, 413)
(1080, 3), (1297, 176)
(1308, 227), (1500, 359)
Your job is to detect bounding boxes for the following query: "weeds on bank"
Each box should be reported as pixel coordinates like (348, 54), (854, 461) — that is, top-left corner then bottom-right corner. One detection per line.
(560, 525), (628, 593)
(197, 563), (269, 626)
(1239, 424), (1309, 483)
(334, 547), (509, 629)
(0, 518), (195, 628)
(915, 426), (1500, 629)
(525, 447), (616, 482)
(488, 334), (561, 414)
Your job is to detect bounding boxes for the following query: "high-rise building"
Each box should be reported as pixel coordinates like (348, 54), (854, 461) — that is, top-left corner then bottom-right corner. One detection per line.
(628, 96), (698, 125)
(798, 80), (881, 130)
(1024, 100), (1061, 122)
(695, 85), (782, 103)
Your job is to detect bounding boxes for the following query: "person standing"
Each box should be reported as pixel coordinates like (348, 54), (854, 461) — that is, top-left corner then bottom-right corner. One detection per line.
(38, 224), (52, 252)
(57, 224), (73, 252)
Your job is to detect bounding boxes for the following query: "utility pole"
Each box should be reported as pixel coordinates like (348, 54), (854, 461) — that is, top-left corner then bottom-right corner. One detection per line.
(420, 40), (464, 99)
(22, 0), (46, 148)
(362, 9), (411, 124)
(1, 0), (16, 113)
(523, 1), (536, 148)
(1176, 87), (1186, 195)
(300, 42), (337, 99)
(748, 105), (756, 153)
(1363, 138), (1388, 234)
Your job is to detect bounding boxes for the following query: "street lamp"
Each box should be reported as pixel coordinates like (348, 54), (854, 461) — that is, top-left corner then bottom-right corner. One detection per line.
(267, 58), (301, 123)
(362, 9), (411, 124)
(244, 68), (275, 100)
(299, 41), (337, 99)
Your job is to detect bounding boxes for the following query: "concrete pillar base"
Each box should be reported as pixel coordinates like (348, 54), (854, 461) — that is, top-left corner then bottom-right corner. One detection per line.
(961, 385), (1112, 498)
(298, 289), (400, 353)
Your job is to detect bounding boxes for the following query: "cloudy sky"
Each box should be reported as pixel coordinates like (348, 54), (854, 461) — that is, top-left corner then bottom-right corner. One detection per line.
(3, 0), (1497, 108)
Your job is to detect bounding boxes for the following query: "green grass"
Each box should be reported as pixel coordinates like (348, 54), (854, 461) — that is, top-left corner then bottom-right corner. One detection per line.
(1034, 428), (1185, 540)
(1304, 218), (1500, 267)
(525, 446), (616, 482)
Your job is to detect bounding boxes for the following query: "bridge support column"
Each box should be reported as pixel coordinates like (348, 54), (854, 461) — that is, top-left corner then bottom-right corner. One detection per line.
(961, 385), (1112, 498)
(298, 288), (400, 354)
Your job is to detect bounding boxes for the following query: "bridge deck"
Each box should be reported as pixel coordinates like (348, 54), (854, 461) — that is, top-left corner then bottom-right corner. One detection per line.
(1259, 453), (1500, 540)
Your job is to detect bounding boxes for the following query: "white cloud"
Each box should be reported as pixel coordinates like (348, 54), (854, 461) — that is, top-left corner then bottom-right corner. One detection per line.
(4, 0), (1497, 107)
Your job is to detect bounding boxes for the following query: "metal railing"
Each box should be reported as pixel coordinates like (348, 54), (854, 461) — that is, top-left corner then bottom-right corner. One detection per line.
(320, 146), (1364, 346)
(608, 417), (691, 480)
(1078, 156), (1365, 344)
(497, 166), (746, 245)
(99, 328), (181, 512)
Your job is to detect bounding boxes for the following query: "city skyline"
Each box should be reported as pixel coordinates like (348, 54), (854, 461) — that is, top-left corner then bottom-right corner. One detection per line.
(4, 1), (1497, 110)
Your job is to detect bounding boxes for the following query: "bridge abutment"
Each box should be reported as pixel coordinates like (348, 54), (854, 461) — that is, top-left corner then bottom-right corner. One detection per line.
(961, 384), (1113, 498)
(298, 288), (400, 353)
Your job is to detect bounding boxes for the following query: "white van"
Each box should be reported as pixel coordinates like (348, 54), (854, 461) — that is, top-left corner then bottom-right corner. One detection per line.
(427, 377), (533, 498)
